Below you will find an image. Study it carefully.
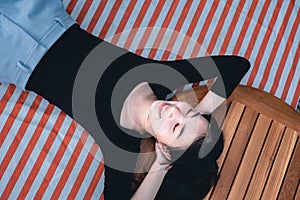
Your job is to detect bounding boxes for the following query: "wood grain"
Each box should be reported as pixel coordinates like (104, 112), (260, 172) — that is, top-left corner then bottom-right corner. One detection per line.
(227, 114), (272, 199)
(244, 121), (285, 200)
(261, 128), (298, 200)
(210, 107), (258, 199)
(277, 134), (300, 200)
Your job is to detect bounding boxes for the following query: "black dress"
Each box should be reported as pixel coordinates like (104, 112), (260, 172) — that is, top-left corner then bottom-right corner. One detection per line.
(26, 24), (250, 200)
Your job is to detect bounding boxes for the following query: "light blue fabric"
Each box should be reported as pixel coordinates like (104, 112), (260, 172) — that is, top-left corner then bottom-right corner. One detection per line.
(0, 0), (75, 90)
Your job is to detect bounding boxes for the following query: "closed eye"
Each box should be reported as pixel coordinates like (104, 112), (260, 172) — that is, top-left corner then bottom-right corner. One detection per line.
(173, 123), (179, 132)
(186, 109), (192, 115)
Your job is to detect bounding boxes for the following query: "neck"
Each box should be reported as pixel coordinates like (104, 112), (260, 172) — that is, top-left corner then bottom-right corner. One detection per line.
(120, 82), (157, 134)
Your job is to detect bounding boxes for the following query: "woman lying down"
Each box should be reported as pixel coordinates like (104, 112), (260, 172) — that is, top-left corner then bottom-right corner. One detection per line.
(0, 0), (250, 199)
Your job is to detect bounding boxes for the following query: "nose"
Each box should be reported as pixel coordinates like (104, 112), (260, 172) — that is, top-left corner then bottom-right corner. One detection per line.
(167, 105), (180, 118)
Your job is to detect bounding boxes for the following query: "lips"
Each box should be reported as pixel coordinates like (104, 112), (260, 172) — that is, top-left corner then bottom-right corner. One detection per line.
(158, 103), (170, 118)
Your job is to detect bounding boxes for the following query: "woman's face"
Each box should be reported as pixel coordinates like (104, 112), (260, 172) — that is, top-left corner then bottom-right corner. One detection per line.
(148, 101), (209, 149)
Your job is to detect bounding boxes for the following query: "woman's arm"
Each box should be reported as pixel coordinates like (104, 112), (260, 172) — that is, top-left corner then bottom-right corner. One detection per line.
(131, 143), (171, 200)
(194, 56), (250, 114)
(196, 90), (226, 114)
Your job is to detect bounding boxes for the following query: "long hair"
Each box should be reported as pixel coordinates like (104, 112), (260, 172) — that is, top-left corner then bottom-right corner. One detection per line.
(155, 116), (224, 200)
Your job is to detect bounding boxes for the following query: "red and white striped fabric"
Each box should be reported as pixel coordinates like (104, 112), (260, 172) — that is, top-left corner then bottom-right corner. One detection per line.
(1, 1), (299, 199)
(0, 83), (105, 199)
(64, 0), (299, 109)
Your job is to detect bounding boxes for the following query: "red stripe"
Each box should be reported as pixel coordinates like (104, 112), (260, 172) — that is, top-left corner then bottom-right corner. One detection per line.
(148, 0), (180, 59)
(83, 158), (105, 200)
(67, 139), (99, 199)
(161, 0), (193, 60)
(123, 1), (152, 50)
(259, 1), (295, 90)
(1, 104), (54, 198)
(100, 192), (105, 200)
(66, 0), (79, 15)
(17, 112), (67, 199)
(175, 1), (206, 60)
(76, 0), (94, 25)
(247, 0), (283, 86)
(0, 95), (42, 179)
(206, 0), (233, 55)
(281, 42), (300, 101)
(191, 0), (220, 58)
(0, 92), (28, 147)
(135, 0), (166, 55)
(110, 0), (138, 45)
(232, 0), (259, 55)
(291, 79), (300, 108)
(98, 0), (123, 39)
(0, 84), (16, 116)
(270, 10), (300, 95)
(219, 0), (246, 55)
(34, 120), (77, 199)
(86, 0), (109, 34)
(51, 129), (88, 199)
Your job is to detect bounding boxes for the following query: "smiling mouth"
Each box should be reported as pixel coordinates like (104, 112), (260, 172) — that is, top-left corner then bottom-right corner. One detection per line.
(158, 103), (169, 118)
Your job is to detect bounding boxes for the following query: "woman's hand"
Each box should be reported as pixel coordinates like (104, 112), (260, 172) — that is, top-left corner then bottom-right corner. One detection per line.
(152, 142), (172, 171)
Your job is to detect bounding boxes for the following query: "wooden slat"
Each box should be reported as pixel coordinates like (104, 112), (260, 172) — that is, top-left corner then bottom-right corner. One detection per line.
(210, 106), (258, 199)
(295, 183), (300, 200)
(244, 121), (285, 200)
(204, 101), (245, 200)
(233, 86), (300, 132)
(227, 114), (272, 199)
(261, 128), (298, 199)
(278, 135), (300, 200)
(217, 101), (245, 169)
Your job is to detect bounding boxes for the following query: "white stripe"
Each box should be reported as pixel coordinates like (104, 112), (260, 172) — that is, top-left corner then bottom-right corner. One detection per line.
(128, 0), (160, 52)
(212, 0), (241, 54)
(154, 0), (187, 60)
(183, 1), (214, 58)
(7, 99), (53, 199)
(75, 158), (102, 200)
(140, 1), (171, 58)
(0, 92), (37, 196)
(69, 0), (85, 20)
(183, 83), (193, 92)
(26, 116), (72, 199)
(91, 169), (105, 199)
(166, 0), (199, 60)
(91, 1), (115, 37)
(0, 88), (22, 137)
(252, 1), (288, 90)
(223, 0), (254, 55)
(242, 0), (277, 85)
(278, 38), (300, 101)
(201, 0), (226, 55)
(43, 122), (80, 198)
(0, 83), (9, 101)
(264, 2), (298, 92)
(62, 0), (72, 9)
(15, 106), (60, 199)
(104, 0), (131, 42)
(80, 0), (102, 30)
(0, 90), (33, 164)
(58, 128), (89, 199)
(285, 56), (300, 105)
(116, 2), (144, 47)
(275, 11), (300, 97)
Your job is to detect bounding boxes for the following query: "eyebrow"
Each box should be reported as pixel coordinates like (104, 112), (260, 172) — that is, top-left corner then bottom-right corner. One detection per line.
(191, 112), (201, 118)
(177, 125), (185, 139)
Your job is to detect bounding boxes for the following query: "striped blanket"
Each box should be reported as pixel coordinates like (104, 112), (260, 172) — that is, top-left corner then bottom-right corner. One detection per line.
(1, 0), (299, 199)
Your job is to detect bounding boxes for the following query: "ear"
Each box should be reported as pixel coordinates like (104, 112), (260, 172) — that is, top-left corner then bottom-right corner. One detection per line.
(159, 143), (172, 160)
